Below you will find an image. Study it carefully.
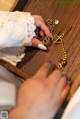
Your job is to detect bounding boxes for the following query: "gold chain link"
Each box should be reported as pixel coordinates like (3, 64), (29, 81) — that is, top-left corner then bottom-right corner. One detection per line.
(39, 19), (72, 70)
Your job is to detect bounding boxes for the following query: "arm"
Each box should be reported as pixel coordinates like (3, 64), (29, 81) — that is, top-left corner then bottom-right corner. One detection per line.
(0, 11), (52, 50)
(0, 11), (36, 48)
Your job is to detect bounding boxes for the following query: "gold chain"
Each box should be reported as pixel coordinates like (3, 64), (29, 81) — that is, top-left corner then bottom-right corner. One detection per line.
(53, 25), (72, 69)
(39, 19), (72, 70)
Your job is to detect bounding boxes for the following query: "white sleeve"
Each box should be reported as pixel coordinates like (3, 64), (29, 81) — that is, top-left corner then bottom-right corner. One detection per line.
(0, 65), (23, 111)
(0, 11), (36, 48)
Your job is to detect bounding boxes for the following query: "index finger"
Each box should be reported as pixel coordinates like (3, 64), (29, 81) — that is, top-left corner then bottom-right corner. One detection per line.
(34, 61), (53, 80)
(35, 20), (52, 38)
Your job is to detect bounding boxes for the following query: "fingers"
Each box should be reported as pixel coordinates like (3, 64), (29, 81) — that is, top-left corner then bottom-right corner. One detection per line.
(35, 20), (52, 38)
(33, 15), (45, 23)
(35, 61), (53, 80)
(47, 70), (62, 87)
(31, 38), (47, 50)
(39, 30), (44, 36)
(32, 15), (52, 50)
(61, 85), (70, 101)
(46, 70), (70, 97)
(57, 75), (67, 92)
(33, 15), (52, 38)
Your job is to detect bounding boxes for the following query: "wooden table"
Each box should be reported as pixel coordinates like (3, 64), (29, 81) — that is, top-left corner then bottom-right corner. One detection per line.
(18, 0), (80, 100)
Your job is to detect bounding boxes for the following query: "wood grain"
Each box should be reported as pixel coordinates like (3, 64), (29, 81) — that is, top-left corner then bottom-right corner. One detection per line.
(18, 0), (80, 100)
(0, 59), (30, 80)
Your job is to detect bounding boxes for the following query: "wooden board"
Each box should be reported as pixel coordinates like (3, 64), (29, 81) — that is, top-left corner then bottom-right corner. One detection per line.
(18, 0), (80, 100)
(0, 59), (30, 80)
(0, 0), (19, 11)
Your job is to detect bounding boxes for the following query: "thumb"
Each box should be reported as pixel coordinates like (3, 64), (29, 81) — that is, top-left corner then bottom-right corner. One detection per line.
(31, 38), (47, 50)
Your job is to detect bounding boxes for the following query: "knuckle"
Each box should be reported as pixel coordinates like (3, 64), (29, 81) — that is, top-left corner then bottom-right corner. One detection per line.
(43, 62), (52, 69)
(44, 82), (52, 93)
(38, 16), (44, 21)
(39, 15), (43, 19)
(54, 69), (62, 76)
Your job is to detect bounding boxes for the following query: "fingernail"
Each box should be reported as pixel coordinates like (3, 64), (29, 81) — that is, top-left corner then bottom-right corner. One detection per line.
(38, 44), (47, 50)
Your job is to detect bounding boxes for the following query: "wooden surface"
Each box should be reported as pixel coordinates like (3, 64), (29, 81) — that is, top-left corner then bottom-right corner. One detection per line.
(0, 59), (30, 80)
(18, 0), (80, 100)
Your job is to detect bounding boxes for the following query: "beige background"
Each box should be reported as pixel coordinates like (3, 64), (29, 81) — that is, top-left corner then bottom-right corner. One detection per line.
(0, 0), (19, 11)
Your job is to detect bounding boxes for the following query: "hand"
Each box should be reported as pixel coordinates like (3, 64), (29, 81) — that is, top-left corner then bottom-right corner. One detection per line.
(31, 15), (52, 50)
(9, 61), (70, 119)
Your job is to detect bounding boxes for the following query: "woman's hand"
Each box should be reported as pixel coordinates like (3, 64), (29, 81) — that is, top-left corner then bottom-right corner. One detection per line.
(9, 61), (70, 119)
(31, 15), (52, 50)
